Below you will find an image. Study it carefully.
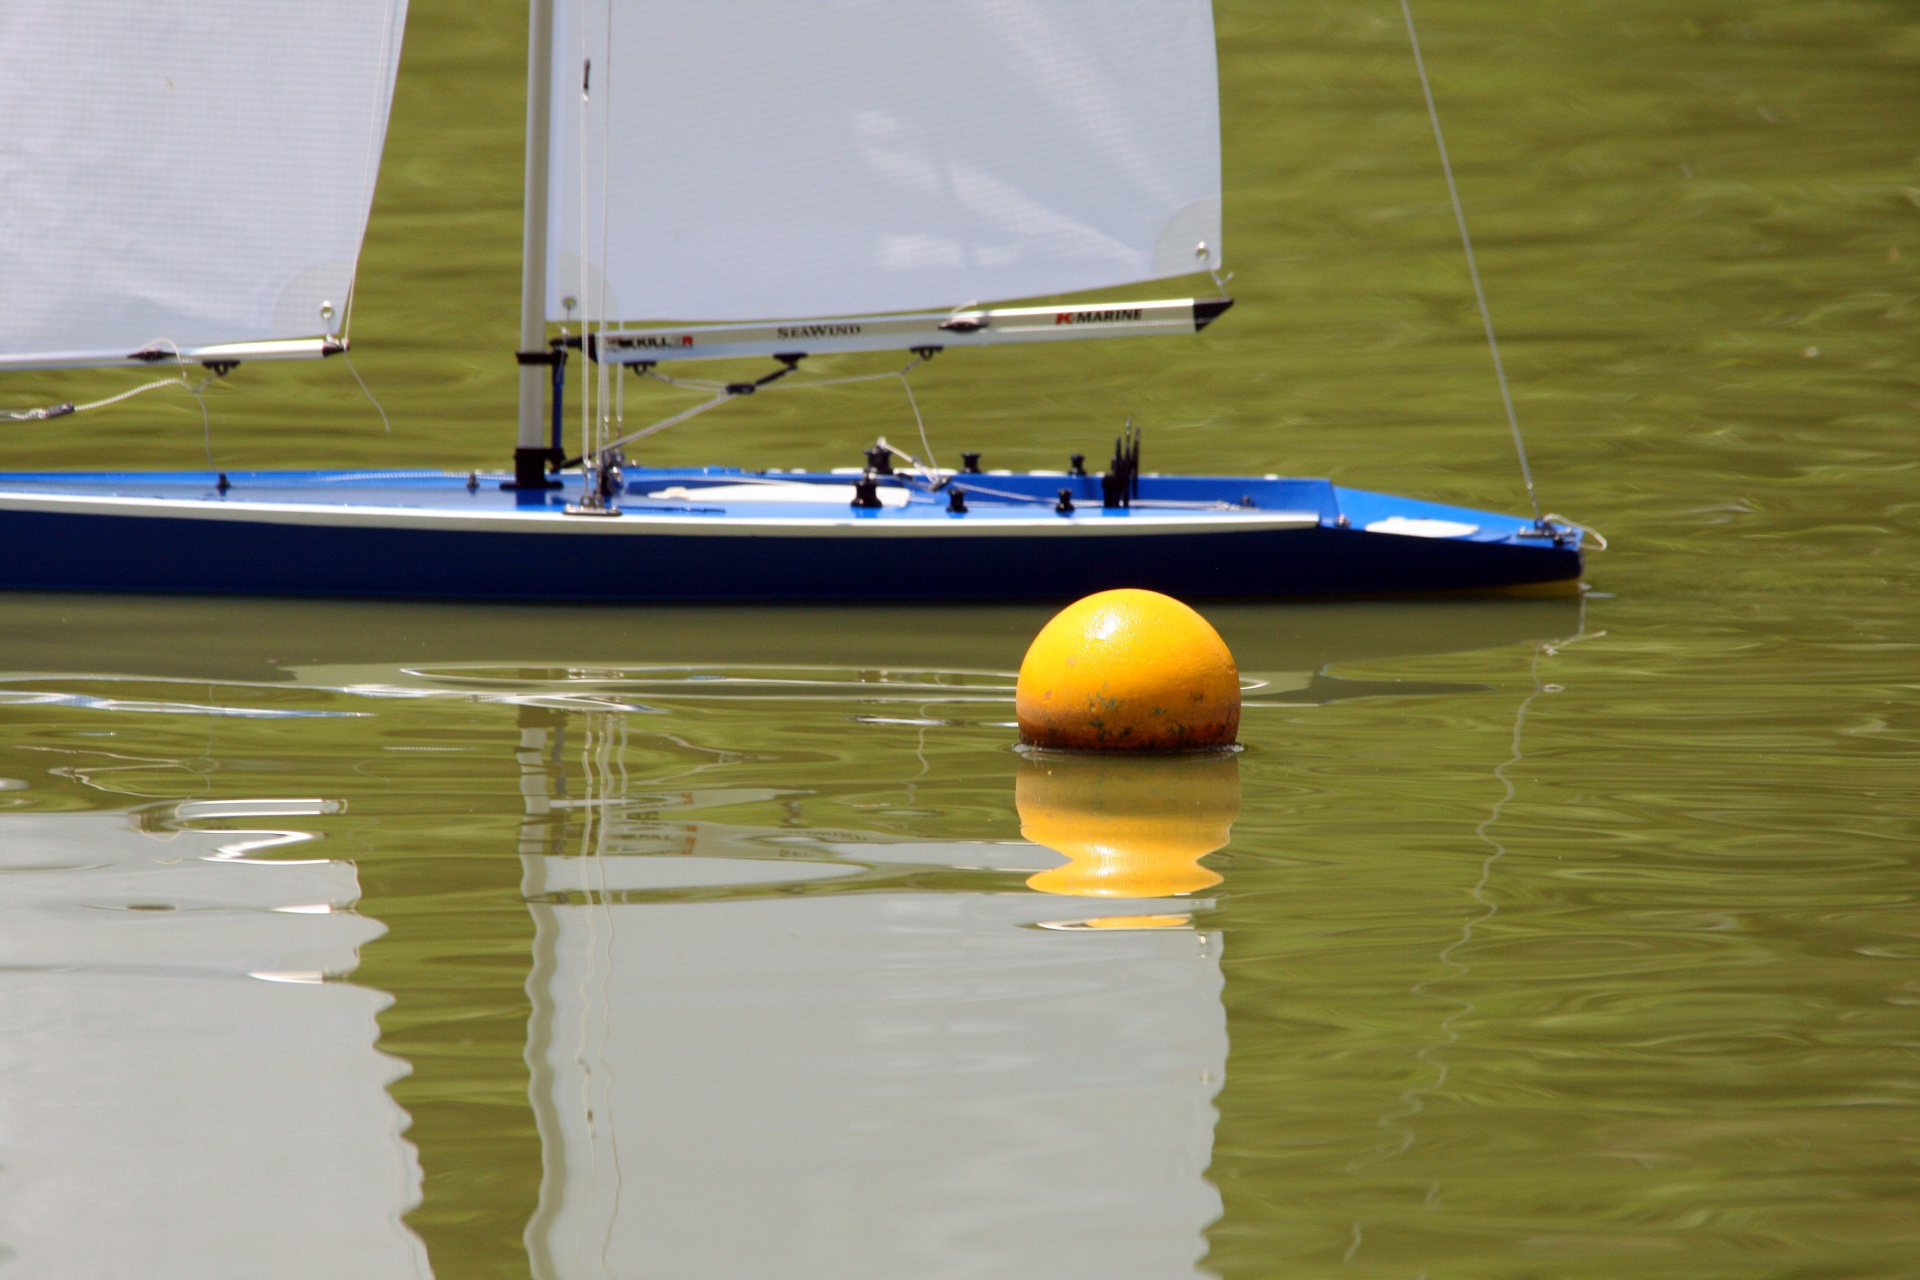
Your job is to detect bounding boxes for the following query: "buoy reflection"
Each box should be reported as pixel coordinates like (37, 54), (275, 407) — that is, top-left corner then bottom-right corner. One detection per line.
(1018, 751), (1240, 908)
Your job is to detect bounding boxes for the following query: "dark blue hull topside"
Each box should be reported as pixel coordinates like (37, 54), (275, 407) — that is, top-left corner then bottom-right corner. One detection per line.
(0, 468), (1582, 602)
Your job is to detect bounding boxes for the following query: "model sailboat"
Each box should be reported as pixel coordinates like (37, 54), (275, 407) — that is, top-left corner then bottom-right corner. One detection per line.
(0, 0), (1582, 600)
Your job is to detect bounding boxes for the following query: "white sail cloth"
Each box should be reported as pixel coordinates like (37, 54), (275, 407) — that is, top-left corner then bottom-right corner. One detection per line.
(549, 0), (1221, 323)
(0, 1), (408, 370)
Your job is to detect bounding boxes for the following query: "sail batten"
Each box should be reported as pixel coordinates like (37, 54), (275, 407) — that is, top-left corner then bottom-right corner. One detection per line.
(549, 1), (1221, 326)
(0, 2), (408, 370)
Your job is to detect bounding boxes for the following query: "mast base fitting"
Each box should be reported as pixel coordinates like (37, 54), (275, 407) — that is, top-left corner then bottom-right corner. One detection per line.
(501, 446), (565, 490)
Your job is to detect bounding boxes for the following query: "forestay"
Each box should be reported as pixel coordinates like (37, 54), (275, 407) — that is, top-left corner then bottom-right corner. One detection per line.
(548, 0), (1222, 326)
(0, 1), (408, 371)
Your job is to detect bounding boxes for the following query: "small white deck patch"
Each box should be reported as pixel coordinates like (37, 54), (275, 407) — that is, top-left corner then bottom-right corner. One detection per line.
(647, 481), (909, 508)
(1365, 516), (1479, 538)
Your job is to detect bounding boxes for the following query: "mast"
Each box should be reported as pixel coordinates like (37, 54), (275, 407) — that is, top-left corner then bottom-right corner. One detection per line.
(511, 0), (562, 489)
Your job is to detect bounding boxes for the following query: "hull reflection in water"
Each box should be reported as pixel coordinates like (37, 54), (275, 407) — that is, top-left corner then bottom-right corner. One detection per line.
(518, 744), (1240, 1280)
(0, 805), (427, 1279)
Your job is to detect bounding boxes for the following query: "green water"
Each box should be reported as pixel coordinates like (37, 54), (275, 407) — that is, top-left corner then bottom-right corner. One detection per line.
(2, 1), (1918, 1276)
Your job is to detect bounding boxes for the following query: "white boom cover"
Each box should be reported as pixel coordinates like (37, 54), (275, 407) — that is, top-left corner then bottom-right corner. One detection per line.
(0, 1), (408, 369)
(549, 0), (1221, 323)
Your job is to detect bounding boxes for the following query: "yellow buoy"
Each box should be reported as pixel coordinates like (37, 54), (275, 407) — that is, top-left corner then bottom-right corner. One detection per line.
(1018, 752), (1240, 899)
(1015, 588), (1239, 752)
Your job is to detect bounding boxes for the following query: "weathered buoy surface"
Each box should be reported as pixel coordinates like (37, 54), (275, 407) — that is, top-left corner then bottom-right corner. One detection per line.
(1018, 753), (1240, 898)
(1015, 589), (1239, 751)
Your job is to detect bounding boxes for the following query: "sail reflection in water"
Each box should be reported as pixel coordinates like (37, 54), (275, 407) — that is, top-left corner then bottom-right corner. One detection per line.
(518, 723), (1235, 1280)
(0, 803), (427, 1279)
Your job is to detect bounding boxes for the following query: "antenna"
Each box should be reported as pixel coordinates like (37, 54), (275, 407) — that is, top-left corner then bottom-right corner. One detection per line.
(1399, 0), (1542, 525)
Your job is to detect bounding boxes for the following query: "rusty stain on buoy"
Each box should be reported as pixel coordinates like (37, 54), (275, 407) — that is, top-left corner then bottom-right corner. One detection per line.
(1015, 588), (1239, 752)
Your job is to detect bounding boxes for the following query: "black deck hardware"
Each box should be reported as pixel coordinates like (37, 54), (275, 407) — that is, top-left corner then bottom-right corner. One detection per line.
(852, 472), (884, 509)
(947, 487), (968, 514)
(1069, 453), (1086, 477)
(1055, 488), (1074, 514)
(215, 473), (231, 493)
(960, 452), (981, 474)
(1102, 420), (1141, 508)
(864, 444), (894, 475)
(466, 472), (480, 492)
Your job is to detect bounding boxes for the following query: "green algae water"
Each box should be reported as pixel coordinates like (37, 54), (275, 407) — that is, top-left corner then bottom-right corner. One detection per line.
(2, 1), (1918, 1276)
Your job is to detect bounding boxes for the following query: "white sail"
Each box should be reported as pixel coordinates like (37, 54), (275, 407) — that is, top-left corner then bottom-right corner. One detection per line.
(547, 0), (1221, 325)
(0, 1), (409, 371)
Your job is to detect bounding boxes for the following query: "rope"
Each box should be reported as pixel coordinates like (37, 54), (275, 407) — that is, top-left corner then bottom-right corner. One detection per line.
(1399, 0), (1542, 524)
(1540, 513), (1607, 550)
(5, 366), (218, 464)
(6, 376), (184, 421)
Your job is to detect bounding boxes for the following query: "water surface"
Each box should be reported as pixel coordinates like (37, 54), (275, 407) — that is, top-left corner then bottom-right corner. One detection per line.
(2, 1), (1917, 1276)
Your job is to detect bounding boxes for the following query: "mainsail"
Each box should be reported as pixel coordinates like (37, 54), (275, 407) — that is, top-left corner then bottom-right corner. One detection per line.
(0, 1), (409, 371)
(545, 0), (1222, 346)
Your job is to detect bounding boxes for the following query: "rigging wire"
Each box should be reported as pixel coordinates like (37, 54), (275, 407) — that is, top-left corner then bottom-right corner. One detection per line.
(595, 0), (616, 483)
(899, 369), (938, 476)
(596, 354), (937, 459)
(188, 373), (214, 466)
(577, 38), (593, 492)
(1399, 0), (1543, 525)
(339, 348), (391, 434)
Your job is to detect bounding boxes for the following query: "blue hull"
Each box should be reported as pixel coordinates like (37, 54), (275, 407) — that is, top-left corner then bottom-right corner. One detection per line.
(0, 469), (1581, 601)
